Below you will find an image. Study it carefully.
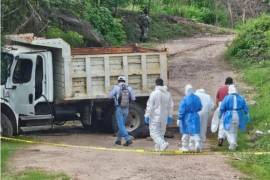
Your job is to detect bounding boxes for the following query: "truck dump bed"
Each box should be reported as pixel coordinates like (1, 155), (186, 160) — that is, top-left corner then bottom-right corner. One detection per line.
(68, 46), (168, 100)
(5, 34), (167, 101)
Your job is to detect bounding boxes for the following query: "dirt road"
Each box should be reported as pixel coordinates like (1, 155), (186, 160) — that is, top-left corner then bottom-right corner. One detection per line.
(9, 35), (246, 180)
(161, 35), (236, 114)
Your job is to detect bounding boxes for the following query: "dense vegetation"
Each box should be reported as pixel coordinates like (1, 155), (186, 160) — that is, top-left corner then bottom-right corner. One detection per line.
(131, 0), (229, 27)
(228, 15), (270, 62)
(2, 0), (269, 47)
(227, 14), (270, 179)
(44, 27), (85, 47)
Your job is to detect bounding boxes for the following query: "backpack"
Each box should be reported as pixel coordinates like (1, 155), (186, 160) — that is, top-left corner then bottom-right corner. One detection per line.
(118, 84), (130, 108)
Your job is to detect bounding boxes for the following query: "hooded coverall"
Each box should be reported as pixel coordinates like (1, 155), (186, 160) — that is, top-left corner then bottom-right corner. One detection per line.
(215, 85), (229, 140)
(179, 85), (202, 152)
(195, 89), (214, 142)
(109, 82), (136, 143)
(145, 86), (174, 151)
(220, 88), (249, 150)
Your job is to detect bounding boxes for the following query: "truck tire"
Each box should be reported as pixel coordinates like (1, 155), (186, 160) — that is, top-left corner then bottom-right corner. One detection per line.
(80, 104), (96, 129)
(1, 113), (13, 137)
(112, 103), (149, 138)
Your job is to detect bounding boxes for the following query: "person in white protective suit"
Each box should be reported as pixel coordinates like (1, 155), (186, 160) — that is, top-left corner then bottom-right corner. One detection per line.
(219, 85), (250, 150)
(144, 78), (174, 151)
(178, 84), (202, 152)
(195, 89), (214, 143)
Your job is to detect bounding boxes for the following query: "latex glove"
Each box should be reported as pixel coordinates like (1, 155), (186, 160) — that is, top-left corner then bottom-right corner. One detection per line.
(177, 119), (180, 127)
(167, 116), (173, 125)
(144, 116), (150, 124)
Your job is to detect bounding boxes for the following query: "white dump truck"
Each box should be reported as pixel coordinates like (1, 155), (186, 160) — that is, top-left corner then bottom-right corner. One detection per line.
(1, 34), (168, 137)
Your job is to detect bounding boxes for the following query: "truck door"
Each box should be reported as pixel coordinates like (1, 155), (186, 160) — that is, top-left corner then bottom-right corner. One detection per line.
(9, 54), (37, 115)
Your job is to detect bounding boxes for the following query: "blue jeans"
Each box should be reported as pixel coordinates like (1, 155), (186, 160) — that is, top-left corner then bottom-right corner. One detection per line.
(115, 106), (131, 141)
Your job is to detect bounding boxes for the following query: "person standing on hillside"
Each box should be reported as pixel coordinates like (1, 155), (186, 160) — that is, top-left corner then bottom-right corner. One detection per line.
(195, 89), (214, 143)
(211, 77), (234, 146)
(178, 84), (202, 152)
(138, 8), (151, 42)
(109, 76), (136, 146)
(219, 85), (250, 150)
(144, 78), (174, 151)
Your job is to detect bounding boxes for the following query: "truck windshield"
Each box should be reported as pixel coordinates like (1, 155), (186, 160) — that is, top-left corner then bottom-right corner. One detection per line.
(1, 53), (14, 85)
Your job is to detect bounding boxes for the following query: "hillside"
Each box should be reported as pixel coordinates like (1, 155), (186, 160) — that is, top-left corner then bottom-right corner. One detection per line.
(1, 0), (235, 47)
(120, 10), (232, 43)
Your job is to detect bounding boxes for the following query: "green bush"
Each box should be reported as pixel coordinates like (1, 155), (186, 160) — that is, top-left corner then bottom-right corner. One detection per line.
(83, 6), (127, 45)
(156, 4), (228, 26)
(181, 6), (202, 22)
(44, 27), (84, 47)
(214, 9), (229, 27)
(228, 15), (270, 61)
(265, 30), (270, 57)
(64, 31), (85, 47)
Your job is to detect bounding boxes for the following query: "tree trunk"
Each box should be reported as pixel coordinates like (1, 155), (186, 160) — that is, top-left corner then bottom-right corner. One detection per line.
(148, 0), (151, 13)
(242, 8), (246, 23)
(214, 1), (218, 25)
(227, 1), (234, 28)
(132, 0), (135, 11)
(114, 0), (119, 16)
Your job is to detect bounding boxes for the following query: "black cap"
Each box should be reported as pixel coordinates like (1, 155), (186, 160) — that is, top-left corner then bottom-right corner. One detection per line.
(155, 78), (164, 86)
(225, 77), (233, 85)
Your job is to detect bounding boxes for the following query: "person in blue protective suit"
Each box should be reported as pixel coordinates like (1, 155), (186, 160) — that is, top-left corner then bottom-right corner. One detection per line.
(219, 85), (250, 150)
(144, 78), (174, 151)
(178, 84), (202, 152)
(109, 76), (136, 146)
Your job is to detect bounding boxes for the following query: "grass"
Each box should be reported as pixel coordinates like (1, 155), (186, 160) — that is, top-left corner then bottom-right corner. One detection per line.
(225, 58), (270, 179)
(231, 154), (270, 180)
(1, 140), (70, 180)
(1, 141), (23, 172)
(2, 169), (70, 180)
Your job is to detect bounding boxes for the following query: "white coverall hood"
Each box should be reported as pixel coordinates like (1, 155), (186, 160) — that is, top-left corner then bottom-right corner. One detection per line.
(155, 85), (168, 92)
(196, 89), (205, 94)
(185, 84), (193, 95)
(228, 85), (237, 94)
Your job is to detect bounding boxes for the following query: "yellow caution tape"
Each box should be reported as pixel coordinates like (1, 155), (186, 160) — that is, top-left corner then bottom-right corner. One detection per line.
(1, 136), (270, 156)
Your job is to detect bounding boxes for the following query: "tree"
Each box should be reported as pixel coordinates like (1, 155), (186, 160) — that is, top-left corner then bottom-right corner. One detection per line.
(220, 0), (270, 27)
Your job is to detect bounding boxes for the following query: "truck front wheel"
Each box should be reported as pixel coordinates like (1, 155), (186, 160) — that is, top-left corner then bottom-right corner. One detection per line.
(112, 103), (149, 138)
(1, 113), (13, 137)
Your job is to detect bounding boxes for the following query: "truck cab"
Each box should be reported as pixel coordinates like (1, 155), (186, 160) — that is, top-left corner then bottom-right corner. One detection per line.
(1, 45), (53, 136)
